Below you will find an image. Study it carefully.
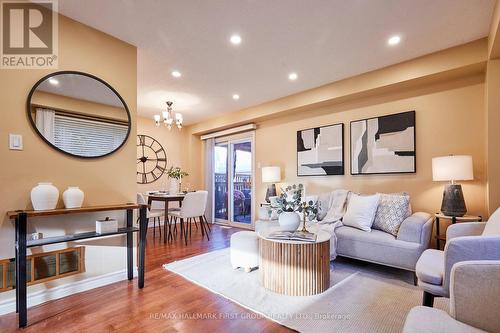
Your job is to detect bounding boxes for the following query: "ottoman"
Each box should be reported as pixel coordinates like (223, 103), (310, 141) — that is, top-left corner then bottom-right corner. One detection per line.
(230, 231), (259, 272)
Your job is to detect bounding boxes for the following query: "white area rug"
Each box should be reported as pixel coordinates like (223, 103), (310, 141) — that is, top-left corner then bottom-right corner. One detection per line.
(163, 248), (447, 333)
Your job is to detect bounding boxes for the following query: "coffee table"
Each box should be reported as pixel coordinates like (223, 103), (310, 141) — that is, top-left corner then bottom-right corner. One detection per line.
(258, 229), (330, 296)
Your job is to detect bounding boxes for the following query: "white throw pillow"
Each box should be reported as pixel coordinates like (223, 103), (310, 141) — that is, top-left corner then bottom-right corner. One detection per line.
(483, 207), (500, 236)
(342, 193), (381, 232)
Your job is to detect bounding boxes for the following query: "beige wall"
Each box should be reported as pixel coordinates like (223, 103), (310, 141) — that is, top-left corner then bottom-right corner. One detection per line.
(188, 41), (493, 221)
(255, 76), (487, 217)
(485, 60), (500, 214)
(0, 13), (136, 303)
(136, 115), (193, 193)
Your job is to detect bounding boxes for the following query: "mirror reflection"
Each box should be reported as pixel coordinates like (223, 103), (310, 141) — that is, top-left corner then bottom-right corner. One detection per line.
(28, 72), (130, 158)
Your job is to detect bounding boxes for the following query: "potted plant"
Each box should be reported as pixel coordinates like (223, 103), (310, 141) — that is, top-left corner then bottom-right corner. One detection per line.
(167, 166), (189, 194)
(275, 184), (304, 231)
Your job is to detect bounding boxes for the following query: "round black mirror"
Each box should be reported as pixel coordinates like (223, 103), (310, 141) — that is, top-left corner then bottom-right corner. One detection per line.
(27, 71), (131, 158)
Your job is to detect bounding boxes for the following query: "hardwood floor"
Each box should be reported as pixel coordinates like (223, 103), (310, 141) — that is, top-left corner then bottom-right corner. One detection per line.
(0, 224), (292, 333)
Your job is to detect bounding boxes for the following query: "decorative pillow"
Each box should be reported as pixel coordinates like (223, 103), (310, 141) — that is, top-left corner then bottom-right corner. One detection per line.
(372, 193), (411, 236)
(342, 193), (380, 232)
(482, 207), (500, 236)
(258, 207), (278, 221)
(314, 192), (332, 221)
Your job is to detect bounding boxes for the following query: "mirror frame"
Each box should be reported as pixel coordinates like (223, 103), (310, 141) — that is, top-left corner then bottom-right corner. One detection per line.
(26, 70), (132, 159)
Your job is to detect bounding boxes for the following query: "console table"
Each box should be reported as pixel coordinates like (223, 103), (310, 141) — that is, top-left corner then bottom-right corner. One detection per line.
(7, 203), (148, 328)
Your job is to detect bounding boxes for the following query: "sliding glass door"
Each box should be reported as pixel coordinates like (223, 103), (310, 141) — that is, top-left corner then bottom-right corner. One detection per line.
(213, 135), (254, 228)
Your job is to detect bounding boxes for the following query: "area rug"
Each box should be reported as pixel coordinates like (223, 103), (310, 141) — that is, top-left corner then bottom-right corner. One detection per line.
(163, 249), (447, 333)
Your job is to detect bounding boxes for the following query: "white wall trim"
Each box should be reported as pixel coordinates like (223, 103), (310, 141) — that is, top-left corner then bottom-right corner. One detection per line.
(200, 123), (256, 140)
(0, 268), (138, 315)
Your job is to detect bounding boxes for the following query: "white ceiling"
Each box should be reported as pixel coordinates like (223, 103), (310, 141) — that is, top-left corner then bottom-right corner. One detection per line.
(57, 0), (495, 125)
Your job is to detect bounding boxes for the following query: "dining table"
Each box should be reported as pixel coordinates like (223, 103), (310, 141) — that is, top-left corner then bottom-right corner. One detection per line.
(145, 192), (185, 243)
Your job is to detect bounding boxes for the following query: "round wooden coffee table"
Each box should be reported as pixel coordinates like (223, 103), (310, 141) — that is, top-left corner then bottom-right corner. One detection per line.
(258, 229), (330, 296)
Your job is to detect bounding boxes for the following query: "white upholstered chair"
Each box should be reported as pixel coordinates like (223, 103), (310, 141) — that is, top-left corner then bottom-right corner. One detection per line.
(136, 193), (164, 238)
(416, 207), (500, 306)
(404, 260), (500, 333)
(168, 191), (209, 245)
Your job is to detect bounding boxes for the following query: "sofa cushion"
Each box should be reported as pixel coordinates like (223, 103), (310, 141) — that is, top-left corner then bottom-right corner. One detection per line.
(342, 193), (380, 231)
(482, 207), (500, 236)
(416, 249), (444, 285)
(373, 193), (411, 236)
(336, 225), (423, 271)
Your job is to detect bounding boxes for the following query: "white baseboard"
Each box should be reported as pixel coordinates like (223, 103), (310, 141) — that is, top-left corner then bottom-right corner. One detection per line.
(0, 268), (138, 315)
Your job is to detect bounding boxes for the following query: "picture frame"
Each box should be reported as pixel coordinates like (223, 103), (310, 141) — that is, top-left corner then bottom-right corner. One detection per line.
(350, 110), (416, 175)
(297, 123), (344, 176)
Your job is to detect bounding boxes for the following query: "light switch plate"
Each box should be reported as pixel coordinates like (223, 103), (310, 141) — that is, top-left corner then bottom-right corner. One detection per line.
(9, 134), (23, 150)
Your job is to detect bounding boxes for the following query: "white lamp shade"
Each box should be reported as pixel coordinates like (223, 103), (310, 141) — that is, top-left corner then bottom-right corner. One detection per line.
(432, 155), (473, 181)
(262, 166), (281, 183)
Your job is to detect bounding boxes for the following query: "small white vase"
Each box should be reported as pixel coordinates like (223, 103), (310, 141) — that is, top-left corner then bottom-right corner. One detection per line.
(278, 211), (301, 231)
(169, 178), (179, 194)
(63, 186), (84, 208)
(31, 182), (59, 211)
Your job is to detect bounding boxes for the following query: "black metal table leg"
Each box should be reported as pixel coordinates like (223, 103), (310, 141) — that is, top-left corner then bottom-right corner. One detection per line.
(138, 206), (147, 289)
(16, 212), (27, 328)
(14, 217), (19, 314)
(435, 216), (440, 250)
(126, 209), (133, 281)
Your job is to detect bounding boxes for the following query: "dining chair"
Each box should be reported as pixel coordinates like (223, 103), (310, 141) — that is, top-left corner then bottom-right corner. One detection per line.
(168, 191), (209, 245)
(136, 193), (164, 239)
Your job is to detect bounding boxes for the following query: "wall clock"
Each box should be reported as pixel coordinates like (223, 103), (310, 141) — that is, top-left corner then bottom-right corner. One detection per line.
(137, 134), (167, 184)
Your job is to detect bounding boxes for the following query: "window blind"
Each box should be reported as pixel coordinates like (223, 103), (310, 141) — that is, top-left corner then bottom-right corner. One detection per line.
(54, 115), (128, 157)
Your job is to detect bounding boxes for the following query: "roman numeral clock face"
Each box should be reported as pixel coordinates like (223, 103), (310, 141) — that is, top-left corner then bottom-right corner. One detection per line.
(137, 135), (167, 184)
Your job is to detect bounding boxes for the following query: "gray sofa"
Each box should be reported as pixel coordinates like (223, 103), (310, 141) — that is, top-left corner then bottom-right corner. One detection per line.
(336, 212), (433, 272)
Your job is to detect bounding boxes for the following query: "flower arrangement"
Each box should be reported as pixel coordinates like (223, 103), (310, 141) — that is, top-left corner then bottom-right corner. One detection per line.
(275, 184), (304, 214)
(166, 166), (189, 180)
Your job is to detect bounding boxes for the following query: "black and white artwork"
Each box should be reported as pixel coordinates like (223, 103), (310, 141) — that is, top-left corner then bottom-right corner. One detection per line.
(350, 111), (416, 175)
(297, 123), (344, 176)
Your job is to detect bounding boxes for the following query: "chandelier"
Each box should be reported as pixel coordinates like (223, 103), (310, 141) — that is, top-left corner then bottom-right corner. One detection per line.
(154, 101), (183, 130)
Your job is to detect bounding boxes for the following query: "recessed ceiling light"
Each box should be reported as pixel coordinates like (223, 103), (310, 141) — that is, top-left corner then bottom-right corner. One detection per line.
(171, 70), (182, 78)
(387, 35), (401, 46)
(48, 78), (59, 85)
(288, 72), (298, 81)
(232, 94), (240, 100)
(230, 34), (242, 45)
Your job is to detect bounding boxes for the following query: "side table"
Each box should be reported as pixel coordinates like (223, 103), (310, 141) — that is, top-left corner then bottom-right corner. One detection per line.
(435, 213), (482, 249)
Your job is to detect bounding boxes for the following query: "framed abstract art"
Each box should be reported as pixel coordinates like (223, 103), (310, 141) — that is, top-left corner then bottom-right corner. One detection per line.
(297, 123), (344, 176)
(350, 111), (416, 175)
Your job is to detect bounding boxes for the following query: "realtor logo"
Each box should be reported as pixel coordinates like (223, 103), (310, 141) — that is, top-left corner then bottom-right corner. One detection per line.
(1, 0), (58, 68)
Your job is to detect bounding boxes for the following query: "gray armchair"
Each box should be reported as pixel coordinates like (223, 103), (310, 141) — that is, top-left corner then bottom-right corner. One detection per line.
(404, 260), (500, 333)
(415, 208), (500, 306)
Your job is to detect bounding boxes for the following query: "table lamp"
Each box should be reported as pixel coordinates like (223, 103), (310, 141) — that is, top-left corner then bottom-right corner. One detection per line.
(432, 155), (473, 217)
(262, 166), (281, 202)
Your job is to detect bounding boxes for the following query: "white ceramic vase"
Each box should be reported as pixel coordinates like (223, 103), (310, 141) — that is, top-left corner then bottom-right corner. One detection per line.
(31, 182), (59, 211)
(169, 178), (179, 194)
(63, 186), (84, 208)
(278, 211), (301, 231)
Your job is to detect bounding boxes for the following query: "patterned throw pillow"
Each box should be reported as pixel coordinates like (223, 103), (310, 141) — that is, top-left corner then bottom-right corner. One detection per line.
(372, 193), (411, 236)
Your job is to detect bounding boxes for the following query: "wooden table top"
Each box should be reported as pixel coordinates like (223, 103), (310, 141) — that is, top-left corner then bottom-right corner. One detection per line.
(7, 203), (141, 219)
(435, 213), (482, 221)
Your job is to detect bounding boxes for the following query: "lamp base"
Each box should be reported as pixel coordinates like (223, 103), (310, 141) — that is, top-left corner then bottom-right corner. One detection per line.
(265, 184), (277, 203)
(440, 184), (467, 217)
